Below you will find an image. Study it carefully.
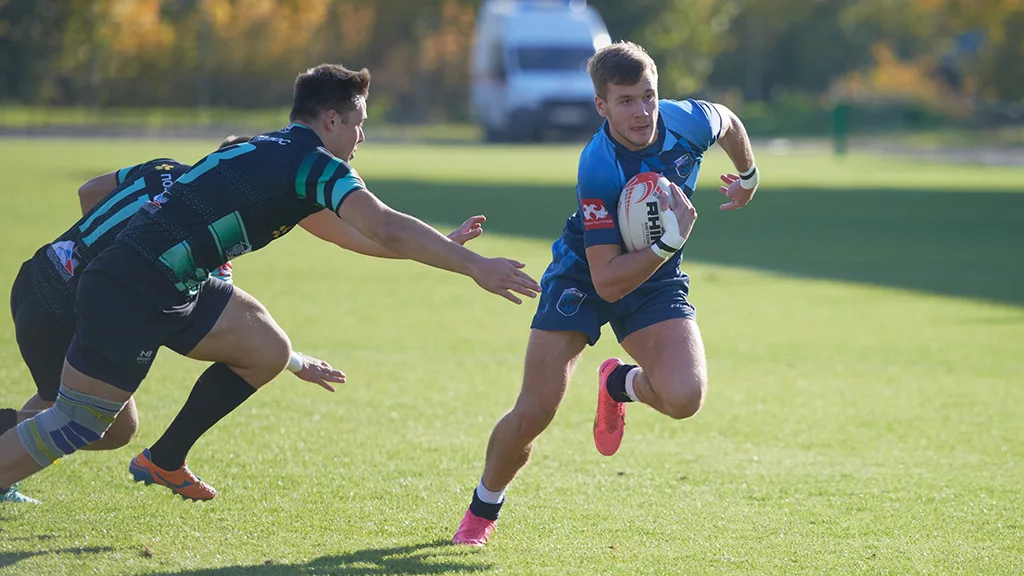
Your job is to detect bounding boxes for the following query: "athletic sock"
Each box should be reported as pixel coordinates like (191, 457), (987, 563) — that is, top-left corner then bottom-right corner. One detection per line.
(605, 364), (638, 403)
(148, 363), (255, 471)
(469, 485), (504, 521)
(0, 408), (17, 437)
(1, 408), (17, 493)
(476, 480), (505, 504)
(624, 368), (641, 402)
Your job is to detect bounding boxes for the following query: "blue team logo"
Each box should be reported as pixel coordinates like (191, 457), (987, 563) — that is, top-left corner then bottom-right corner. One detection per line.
(671, 152), (695, 180)
(556, 287), (587, 317)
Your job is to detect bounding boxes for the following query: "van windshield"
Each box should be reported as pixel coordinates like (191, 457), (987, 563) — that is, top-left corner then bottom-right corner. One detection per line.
(515, 46), (595, 72)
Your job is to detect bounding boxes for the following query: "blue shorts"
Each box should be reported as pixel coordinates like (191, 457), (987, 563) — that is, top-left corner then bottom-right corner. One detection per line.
(66, 243), (233, 393)
(530, 241), (695, 346)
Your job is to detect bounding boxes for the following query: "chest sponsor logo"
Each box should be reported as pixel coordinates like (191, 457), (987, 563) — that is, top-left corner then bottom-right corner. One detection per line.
(225, 242), (252, 259)
(50, 240), (81, 277)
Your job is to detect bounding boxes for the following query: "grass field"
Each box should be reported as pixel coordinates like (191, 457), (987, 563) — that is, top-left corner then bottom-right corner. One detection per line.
(0, 137), (1022, 575)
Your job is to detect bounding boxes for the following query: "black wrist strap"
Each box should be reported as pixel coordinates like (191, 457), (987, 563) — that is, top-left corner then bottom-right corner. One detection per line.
(655, 238), (681, 254)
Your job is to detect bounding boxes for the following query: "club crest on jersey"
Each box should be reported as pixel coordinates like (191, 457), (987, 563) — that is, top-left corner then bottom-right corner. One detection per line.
(556, 287), (587, 316)
(581, 198), (614, 230)
(50, 240), (80, 278)
(155, 164), (175, 171)
(671, 152), (695, 180)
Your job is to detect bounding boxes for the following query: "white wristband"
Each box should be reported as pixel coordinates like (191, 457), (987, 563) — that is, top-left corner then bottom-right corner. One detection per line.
(739, 165), (759, 190)
(650, 209), (684, 259)
(286, 351), (303, 373)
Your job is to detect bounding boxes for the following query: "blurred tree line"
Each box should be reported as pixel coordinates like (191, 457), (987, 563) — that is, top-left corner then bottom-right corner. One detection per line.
(0, 0), (1021, 128)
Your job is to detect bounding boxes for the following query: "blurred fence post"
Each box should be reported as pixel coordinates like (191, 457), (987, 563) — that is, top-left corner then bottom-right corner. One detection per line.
(832, 102), (848, 156)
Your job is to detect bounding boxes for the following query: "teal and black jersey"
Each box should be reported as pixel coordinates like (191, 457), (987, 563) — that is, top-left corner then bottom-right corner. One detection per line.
(116, 124), (365, 295)
(27, 159), (189, 327)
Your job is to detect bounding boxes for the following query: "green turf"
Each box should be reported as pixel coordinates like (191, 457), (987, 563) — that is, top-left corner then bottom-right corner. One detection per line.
(0, 138), (1022, 575)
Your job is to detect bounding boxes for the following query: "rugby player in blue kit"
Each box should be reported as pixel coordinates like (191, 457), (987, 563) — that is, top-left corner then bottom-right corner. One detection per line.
(453, 41), (762, 546)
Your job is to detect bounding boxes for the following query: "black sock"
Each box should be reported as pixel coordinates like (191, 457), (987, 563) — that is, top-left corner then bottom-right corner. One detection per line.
(148, 363), (255, 471)
(0, 408), (17, 437)
(606, 364), (637, 403)
(1, 409), (18, 494)
(469, 488), (503, 521)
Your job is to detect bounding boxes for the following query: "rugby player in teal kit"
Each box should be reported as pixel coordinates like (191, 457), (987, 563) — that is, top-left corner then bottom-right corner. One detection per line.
(0, 138), (490, 503)
(0, 146), (254, 504)
(453, 41), (762, 546)
(0, 63), (540, 501)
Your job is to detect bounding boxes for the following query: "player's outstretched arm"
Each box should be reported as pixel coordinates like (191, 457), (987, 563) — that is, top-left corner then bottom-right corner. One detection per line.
(298, 210), (485, 259)
(586, 184), (698, 303)
(711, 103), (760, 211)
(77, 171), (119, 215)
(337, 190), (540, 304)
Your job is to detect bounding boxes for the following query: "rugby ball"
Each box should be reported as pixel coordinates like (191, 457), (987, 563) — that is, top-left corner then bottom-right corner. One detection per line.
(617, 172), (671, 252)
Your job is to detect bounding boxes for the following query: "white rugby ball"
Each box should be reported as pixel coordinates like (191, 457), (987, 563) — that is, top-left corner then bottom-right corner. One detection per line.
(617, 172), (671, 252)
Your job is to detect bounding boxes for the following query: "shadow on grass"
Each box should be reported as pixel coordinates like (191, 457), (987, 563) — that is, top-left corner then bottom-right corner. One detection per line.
(146, 539), (488, 576)
(0, 546), (114, 570)
(372, 179), (1024, 306)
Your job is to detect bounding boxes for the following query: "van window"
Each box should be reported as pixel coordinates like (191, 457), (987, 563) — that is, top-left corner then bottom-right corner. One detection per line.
(515, 46), (595, 72)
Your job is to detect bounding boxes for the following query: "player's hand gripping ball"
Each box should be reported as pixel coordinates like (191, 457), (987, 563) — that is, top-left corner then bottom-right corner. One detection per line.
(617, 172), (673, 252)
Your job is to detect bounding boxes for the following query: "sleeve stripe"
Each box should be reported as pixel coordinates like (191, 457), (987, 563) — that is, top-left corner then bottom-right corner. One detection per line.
(294, 154), (317, 199)
(326, 172), (365, 212)
(315, 159), (342, 207)
(116, 165), (135, 185)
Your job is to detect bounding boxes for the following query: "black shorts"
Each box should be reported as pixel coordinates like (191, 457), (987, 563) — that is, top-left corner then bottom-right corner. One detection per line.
(10, 261), (75, 402)
(65, 243), (234, 393)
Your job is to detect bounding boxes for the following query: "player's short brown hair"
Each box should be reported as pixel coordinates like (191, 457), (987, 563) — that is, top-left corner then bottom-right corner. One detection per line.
(289, 63), (371, 123)
(587, 41), (658, 100)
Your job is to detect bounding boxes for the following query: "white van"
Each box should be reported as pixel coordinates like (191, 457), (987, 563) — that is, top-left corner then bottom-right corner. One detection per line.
(470, 0), (612, 142)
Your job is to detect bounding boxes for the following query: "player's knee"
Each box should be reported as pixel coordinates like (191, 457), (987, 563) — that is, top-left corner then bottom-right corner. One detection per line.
(242, 321), (291, 378)
(662, 377), (706, 420)
(85, 404), (139, 450)
(263, 329), (292, 373)
(16, 386), (126, 466)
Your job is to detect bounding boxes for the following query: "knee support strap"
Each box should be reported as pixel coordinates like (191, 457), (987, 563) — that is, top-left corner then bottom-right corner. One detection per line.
(16, 385), (125, 467)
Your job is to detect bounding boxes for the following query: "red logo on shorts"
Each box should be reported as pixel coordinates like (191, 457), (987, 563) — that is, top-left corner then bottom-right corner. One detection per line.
(581, 198), (614, 230)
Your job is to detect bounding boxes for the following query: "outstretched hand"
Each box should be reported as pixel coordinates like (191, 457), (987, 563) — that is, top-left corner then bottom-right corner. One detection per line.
(718, 173), (756, 211)
(291, 352), (346, 392)
(470, 258), (541, 305)
(448, 215), (486, 245)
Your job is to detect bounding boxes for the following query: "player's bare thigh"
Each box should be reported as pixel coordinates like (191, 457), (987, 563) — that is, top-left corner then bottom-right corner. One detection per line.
(513, 329), (589, 417)
(184, 286), (290, 388)
(620, 317), (708, 419)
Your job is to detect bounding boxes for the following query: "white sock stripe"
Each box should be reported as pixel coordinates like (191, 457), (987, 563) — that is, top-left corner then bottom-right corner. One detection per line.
(625, 368), (642, 403)
(476, 480), (506, 504)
